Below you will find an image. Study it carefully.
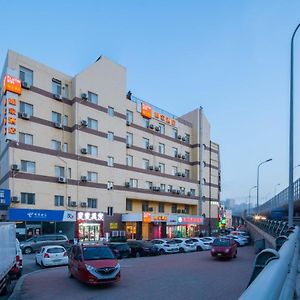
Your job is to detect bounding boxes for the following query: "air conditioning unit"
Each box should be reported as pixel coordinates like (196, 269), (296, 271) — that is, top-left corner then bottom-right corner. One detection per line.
(80, 202), (87, 208)
(155, 166), (160, 172)
(70, 201), (77, 207)
(57, 177), (66, 183)
(148, 207), (154, 212)
(177, 154), (182, 158)
(125, 182), (130, 187)
(126, 121), (131, 126)
(81, 148), (88, 154)
(126, 143), (131, 148)
(54, 122), (63, 129)
(177, 172), (182, 176)
(81, 120), (88, 127)
(178, 135), (182, 140)
(182, 173), (186, 177)
(148, 166), (154, 170)
(21, 81), (31, 89)
(182, 155), (186, 160)
(11, 196), (19, 203)
(18, 112), (30, 120)
(155, 126), (160, 131)
(148, 124), (154, 129)
(81, 93), (88, 100)
(81, 176), (87, 182)
(53, 94), (63, 101)
(182, 137), (186, 142)
(11, 164), (19, 171)
(147, 145), (154, 150)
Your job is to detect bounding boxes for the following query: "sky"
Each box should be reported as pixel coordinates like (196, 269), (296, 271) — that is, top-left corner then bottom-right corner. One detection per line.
(0, 0), (300, 205)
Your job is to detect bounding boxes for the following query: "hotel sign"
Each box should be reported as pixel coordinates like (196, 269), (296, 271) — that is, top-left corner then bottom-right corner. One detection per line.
(3, 95), (18, 141)
(3, 75), (22, 95)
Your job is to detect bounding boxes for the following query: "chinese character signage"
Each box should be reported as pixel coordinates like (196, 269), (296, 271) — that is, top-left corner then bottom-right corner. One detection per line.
(3, 75), (22, 95)
(0, 189), (11, 206)
(143, 212), (151, 223)
(141, 103), (152, 119)
(3, 92), (18, 141)
(77, 212), (104, 221)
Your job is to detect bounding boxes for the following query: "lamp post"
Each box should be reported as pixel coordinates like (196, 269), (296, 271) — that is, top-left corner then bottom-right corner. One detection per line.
(248, 186), (257, 216)
(289, 24), (300, 227)
(256, 159), (272, 216)
(274, 183), (281, 196)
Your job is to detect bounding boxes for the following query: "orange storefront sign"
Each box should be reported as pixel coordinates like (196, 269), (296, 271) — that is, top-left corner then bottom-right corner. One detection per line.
(3, 75), (22, 95)
(143, 212), (151, 223)
(141, 103), (152, 119)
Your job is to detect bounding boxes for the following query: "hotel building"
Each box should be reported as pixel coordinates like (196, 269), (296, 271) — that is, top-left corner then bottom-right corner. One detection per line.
(0, 50), (221, 241)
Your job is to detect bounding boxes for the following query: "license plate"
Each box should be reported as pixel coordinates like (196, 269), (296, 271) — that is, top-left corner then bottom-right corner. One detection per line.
(53, 259), (62, 262)
(217, 253), (222, 256)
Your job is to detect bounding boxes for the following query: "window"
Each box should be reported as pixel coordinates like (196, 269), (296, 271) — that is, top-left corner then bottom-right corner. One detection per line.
(21, 192), (35, 205)
(126, 110), (133, 124)
(107, 156), (114, 167)
(142, 159), (150, 170)
(63, 115), (68, 126)
(172, 166), (178, 176)
(87, 171), (98, 182)
(185, 169), (190, 179)
(20, 160), (35, 173)
(158, 163), (165, 173)
(185, 151), (190, 162)
(54, 195), (64, 207)
(185, 134), (190, 144)
(171, 203), (177, 213)
(126, 199), (132, 211)
(184, 204), (190, 214)
(145, 181), (153, 190)
(19, 66), (33, 86)
(172, 147), (178, 157)
(68, 168), (71, 179)
(88, 198), (97, 208)
(88, 91), (98, 104)
(126, 155), (133, 167)
(52, 79), (61, 95)
(172, 128), (178, 139)
(190, 189), (196, 196)
(67, 196), (71, 207)
(142, 201), (149, 212)
(108, 106), (114, 117)
(55, 166), (65, 177)
(158, 143), (165, 154)
(107, 206), (113, 216)
(168, 185), (173, 192)
(142, 137), (149, 149)
(107, 181), (114, 190)
(160, 184), (166, 192)
(130, 178), (138, 188)
(159, 123), (165, 134)
(20, 101), (33, 116)
(158, 202), (164, 213)
(107, 131), (114, 141)
(51, 140), (61, 151)
(142, 118), (150, 128)
(64, 84), (69, 98)
(87, 118), (98, 130)
(52, 111), (61, 123)
(19, 132), (33, 145)
(126, 132), (133, 146)
(87, 144), (98, 156)
(63, 143), (68, 153)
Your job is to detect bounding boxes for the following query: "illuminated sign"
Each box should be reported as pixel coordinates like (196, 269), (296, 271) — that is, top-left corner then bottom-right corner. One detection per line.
(141, 103), (152, 119)
(177, 216), (204, 224)
(109, 223), (118, 229)
(77, 212), (104, 221)
(153, 111), (176, 127)
(3, 93), (18, 141)
(143, 212), (151, 223)
(3, 75), (22, 95)
(153, 215), (168, 221)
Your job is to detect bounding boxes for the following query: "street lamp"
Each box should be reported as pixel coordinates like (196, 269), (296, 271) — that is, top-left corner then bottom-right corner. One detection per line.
(274, 183), (281, 196)
(248, 186), (257, 216)
(256, 158), (272, 215)
(289, 23), (300, 227)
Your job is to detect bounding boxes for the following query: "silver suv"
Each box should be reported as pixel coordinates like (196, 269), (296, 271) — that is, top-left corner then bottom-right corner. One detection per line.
(20, 234), (69, 254)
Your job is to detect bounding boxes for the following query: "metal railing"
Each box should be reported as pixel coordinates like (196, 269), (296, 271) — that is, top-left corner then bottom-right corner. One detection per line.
(248, 218), (289, 238)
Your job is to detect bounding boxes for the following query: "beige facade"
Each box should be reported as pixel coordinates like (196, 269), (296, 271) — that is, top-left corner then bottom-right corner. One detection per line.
(0, 50), (220, 237)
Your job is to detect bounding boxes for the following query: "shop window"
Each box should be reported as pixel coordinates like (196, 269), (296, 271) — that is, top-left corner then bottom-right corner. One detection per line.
(21, 192), (35, 205)
(88, 91), (98, 104)
(21, 160), (36, 173)
(88, 117), (98, 130)
(142, 201), (149, 212)
(158, 202), (164, 213)
(19, 132), (33, 145)
(171, 203), (177, 213)
(126, 199), (132, 211)
(19, 66), (33, 86)
(20, 101), (33, 117)
(54, 195), (64, 206)
(107, 206), (113, 216)
(88, 198), (97, 208)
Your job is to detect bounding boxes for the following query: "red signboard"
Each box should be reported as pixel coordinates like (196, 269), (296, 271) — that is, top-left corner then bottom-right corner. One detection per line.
(3, 75), (22, 95)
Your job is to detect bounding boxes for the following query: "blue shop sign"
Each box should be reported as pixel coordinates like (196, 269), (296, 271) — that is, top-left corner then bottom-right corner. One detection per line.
(0, 189), (11, 206)
(8, 208), (76, 222)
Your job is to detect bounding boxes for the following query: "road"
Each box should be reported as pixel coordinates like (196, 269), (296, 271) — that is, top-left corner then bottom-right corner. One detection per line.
(10, 246), (255, 300)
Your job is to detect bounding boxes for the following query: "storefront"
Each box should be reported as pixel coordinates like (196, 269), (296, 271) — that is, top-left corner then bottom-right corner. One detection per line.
(8, 208), (76, 241)
(75, 211), (104, 242)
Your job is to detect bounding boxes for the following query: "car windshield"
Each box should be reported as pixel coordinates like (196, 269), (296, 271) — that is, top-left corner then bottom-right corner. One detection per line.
(213, 239), (230, 247)
(83, 247), (115, 260)
(166, 241), (176, 245)
(47, 248), (65, 253)
(185, 240), (194, 244)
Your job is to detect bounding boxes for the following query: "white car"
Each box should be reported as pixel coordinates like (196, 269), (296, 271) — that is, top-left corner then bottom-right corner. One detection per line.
(187, 238), (211, 251)
(226, 235), (247, 247)
(35, 245), (68, 267)
(150, 239), (179, 255)
(172, 238), (197, 253)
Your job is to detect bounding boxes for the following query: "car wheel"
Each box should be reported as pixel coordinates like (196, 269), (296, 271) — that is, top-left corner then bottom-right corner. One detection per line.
(197, 246), (203, 252)
(179, 247), (184, 253)
(41, 261), (46, 268)
(24, 247), (33, 254)
(35, 258), (39, 265)
(159, 249), (165, 255)
(68, 267), (73, 278)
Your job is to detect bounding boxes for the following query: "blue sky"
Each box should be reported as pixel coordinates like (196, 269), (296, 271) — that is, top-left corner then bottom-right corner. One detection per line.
(1, 0), (300, 204)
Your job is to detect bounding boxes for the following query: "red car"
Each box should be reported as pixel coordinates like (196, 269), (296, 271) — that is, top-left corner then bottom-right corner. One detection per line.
(68, 243), (121, 285)
(211, 237), (237, 259)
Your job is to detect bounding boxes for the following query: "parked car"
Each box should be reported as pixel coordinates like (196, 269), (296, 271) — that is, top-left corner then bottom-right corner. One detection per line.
(107, 243), (131, 259)
(226, 235), (247, 247)
(211, 237), (237, 259)
(9, 239), (23, 279)
(150, 239), (179, 255)
(20, 234), (70, 254)
(127, 240), (159, 257)
(68, 243), (121, 285)
(231, 231), (250, 241)
(187, 238), (211, 251)
(172, 238), (197, 253)
(35, 245), (68, 267)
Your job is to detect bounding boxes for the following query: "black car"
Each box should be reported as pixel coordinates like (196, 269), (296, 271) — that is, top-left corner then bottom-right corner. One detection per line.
(127, 240), (159, 257)
(107, 242), (131, 259)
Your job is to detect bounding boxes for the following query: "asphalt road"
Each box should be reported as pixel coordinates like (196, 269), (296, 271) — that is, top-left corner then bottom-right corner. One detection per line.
(10, 246), (255, 300)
